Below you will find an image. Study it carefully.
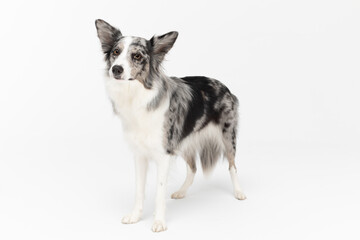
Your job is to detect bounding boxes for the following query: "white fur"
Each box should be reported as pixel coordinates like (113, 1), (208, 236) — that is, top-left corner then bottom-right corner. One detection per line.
(229, 166), (247, 200)
(105, 74), (171, 231)
(110, 37), (133, 80)
(105, 76), (168, 155)
(122, 155), (147, 224)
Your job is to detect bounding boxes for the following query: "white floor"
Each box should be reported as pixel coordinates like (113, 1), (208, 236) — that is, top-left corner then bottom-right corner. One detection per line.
(1, 134), (359, 240)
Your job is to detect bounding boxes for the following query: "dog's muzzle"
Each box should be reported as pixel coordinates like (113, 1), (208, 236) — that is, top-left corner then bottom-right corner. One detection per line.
(112, 65), (124, 80)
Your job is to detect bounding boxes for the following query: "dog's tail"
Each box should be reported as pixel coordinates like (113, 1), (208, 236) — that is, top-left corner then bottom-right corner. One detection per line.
(199, 139), (222, 175)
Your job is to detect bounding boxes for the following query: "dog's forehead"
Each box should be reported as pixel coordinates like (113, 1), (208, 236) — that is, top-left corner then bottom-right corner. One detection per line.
(115, 36), (148, 52)
(130, 37), (148, 47)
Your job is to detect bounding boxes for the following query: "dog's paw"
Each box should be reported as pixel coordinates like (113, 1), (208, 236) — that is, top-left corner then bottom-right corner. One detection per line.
(171, 191), (186, 199)
(121, 213), (141, 224)
(234, 190), (247, 200)
(151, 220), (167, 232)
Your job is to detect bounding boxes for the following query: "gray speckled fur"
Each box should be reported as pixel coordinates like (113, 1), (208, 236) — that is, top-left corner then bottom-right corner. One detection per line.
(163, 78), (193, 154)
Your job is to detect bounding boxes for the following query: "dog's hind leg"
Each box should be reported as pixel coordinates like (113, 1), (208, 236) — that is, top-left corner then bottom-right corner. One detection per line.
(226, 152), (247, 200)
(171, 156), (196, 199)
(223, 131), (246, 200)
(221, 96), (246, 200)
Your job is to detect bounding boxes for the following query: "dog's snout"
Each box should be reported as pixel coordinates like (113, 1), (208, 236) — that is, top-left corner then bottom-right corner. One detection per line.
(112, 65), (124, 78)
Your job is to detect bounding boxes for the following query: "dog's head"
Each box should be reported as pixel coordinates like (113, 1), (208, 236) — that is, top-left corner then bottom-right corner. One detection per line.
(95, 19), (178, 89)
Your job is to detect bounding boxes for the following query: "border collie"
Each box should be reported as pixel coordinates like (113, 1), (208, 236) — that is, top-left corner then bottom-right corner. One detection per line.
(95, 19), (246, 232)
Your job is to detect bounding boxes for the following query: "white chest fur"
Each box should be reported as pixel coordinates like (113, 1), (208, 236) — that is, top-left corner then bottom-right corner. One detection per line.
(105, 78), (168, 156)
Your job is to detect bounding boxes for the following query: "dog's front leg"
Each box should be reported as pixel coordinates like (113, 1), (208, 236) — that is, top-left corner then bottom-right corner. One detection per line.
(151, 156), (171, 232)
(122, 155), (148, 224)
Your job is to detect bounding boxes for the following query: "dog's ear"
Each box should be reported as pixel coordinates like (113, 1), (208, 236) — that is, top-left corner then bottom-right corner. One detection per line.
(95, 19), (122, 54)
(150, 31), (178, 63)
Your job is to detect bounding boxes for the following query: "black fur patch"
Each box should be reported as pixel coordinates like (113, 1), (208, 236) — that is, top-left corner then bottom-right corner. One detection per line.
(179, 76), (230, 140)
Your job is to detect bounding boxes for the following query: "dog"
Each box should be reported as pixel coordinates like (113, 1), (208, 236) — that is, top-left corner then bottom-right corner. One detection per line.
(95, 19), (246, 232)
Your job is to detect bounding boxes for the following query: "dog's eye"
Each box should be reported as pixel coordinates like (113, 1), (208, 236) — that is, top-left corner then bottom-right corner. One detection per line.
(133, 53), (142, 61)
(113, 49), (120, 56)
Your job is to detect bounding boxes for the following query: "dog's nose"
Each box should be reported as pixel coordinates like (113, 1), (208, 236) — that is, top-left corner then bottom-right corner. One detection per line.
(112, 65), (123, 77)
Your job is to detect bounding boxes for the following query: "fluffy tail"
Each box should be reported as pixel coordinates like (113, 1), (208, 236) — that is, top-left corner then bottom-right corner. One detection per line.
(199, 139), (222, 174)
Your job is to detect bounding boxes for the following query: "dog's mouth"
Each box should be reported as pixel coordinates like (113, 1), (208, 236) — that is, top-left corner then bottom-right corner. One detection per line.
(113, 76), (135, 81)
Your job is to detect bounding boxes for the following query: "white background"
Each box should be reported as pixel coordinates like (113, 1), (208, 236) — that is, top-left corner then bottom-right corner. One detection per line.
(1, 0), (359, 239)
